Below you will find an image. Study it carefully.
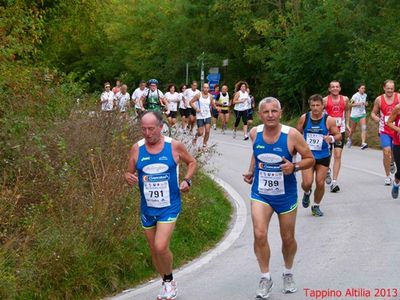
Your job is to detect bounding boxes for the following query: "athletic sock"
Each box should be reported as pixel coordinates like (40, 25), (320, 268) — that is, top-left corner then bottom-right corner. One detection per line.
(283, 267), (293, 275)
(394, 181), (400, 187)
(305, 190), (311, 195)
(261, 272), (271, 280)
(163, 273), (173, 282)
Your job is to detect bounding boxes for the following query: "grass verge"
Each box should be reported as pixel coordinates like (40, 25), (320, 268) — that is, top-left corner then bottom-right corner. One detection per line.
(1, 110), (232, 300)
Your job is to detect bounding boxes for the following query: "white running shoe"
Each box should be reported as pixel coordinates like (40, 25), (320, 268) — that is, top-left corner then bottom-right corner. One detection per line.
(325, 168), (332, 185)
(157, 280), (177, 300)
(256, 277), (273, 299)
(346, 138), (352, 148)
(390, 162), (396, 174)
(385, 177), (392, 186)
(282, 273), (297, 294)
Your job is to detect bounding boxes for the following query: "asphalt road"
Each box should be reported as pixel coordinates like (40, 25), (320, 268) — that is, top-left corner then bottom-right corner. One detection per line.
(111, 128), (400, 300)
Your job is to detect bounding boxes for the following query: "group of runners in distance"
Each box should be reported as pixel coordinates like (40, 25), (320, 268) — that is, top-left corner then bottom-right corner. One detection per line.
(118, 78), (399, 300)
(100, 79), (255, 146)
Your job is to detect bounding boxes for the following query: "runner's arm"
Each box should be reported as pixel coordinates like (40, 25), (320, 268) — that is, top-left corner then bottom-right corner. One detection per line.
(295, 114), (306, 134)
(140, 95), (146, 111)
(189, 94), (201, 112)
(243, 127), (257, 184)
(325, 116), (342, 143)
(124, 144), (139, 185)
(287, 129), (315, 174)
(371, 97), (381, 122)
(345, 96), (351, 132)
(386, 104), (400, 133)
(232, 92), (241, 104)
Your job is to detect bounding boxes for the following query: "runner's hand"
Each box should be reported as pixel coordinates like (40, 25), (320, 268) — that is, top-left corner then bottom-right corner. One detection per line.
(180, 180), (190, 192)
(242, 171), (254, 184)
(124, 172), (138, 185)
(281, 157), (295, 175)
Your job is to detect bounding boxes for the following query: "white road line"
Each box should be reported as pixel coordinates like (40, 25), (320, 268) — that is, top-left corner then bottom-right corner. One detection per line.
(108, 175), (247, 300)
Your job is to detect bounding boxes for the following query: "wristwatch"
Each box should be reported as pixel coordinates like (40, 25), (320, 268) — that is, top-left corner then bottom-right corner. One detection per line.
(293, 164), (300, 173)
(184, 178), (192, 186)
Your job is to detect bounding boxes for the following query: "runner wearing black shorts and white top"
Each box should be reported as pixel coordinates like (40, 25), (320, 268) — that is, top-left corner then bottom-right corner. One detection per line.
(165, 83), (180, 127)
(190, 83), (219, 148)
(178, 85), (189, 133)
(232, 81), (250, 140)
(183, 81), (200, 134)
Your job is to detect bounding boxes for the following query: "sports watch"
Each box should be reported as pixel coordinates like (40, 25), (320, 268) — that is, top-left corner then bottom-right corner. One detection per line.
(184, 178), (192, 187)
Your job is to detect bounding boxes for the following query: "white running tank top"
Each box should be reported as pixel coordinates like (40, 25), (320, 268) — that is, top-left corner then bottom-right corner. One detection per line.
(196, 93), (212, 119)
(234, 90), (249, 111)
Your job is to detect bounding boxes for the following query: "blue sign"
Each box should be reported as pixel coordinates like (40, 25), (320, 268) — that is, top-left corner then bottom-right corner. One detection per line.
(207, 73), (221, 81)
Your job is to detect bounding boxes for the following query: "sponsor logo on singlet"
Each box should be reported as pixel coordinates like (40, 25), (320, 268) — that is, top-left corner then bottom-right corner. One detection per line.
(143, 163), (169, 174)
(257, 153), (282, 164)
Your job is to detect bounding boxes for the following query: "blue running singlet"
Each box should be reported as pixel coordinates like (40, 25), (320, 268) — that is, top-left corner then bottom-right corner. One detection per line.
(251, 124), (298, 214)
(303, 112), (331, 160)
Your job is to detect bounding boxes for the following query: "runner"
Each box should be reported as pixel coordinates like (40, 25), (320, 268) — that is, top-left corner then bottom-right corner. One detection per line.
(247, 87), (255, 129)
(140, 79), (167, 113)
(386, 104), (400, 198)
(323, 80), (351, 192)
(100, 82), (115, 112)
(296, 94), (341, 216)
(124, 111), (196, 300)
(211, 84), (220, 130)
(132, 80), (148, 117)
(215, 84), (231, 134)
(243, 97), (315, 299)
(115, 84), (130, 118)
(112, 79), (121, 95)
(346, 84), (368, 149)
(190, 82), (219, 149)
(183, 81), (200, 134)
(232, 81), (250, 140)
(371, 79), (399, 185)
(164, 83), (180, 128)
(178, 84), (189, 133)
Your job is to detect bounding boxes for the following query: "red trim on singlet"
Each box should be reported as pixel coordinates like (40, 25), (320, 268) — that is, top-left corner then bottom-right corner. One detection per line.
(380, 93), (399, 136)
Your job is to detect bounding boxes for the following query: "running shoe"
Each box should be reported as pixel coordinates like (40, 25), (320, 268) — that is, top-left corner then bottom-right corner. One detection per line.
(302, 190), (312, 208)
(282, 273), (297, 294)
(213, 124), (217, 130)
(390, 162), (396, 174)
(360, 143), (368, 150)
(255, 277), (273, 299)
(392, 184), (399, 199)
(325, 168), (332, 185)
(233, 130), (237, 139)
(157, 281), (177, 300)
(346, 138), (352, 148)
(330, 183), (340, 193)
(311, 205), (324, 217)
(244, 135), (249, 141)
(385, 177), (392, 186)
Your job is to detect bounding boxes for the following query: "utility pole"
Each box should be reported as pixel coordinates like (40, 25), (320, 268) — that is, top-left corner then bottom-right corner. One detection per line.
(200, 52), (205, 87)
(185, 63), (189, 85)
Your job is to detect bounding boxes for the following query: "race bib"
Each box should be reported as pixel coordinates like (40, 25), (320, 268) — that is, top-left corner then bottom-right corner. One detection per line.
(258, 171), (285, 195)
(306, 133), (324, 151)
(201, 105), (210, 116)
(143, 174), (170, 208)
(334, 117), (342, 127)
